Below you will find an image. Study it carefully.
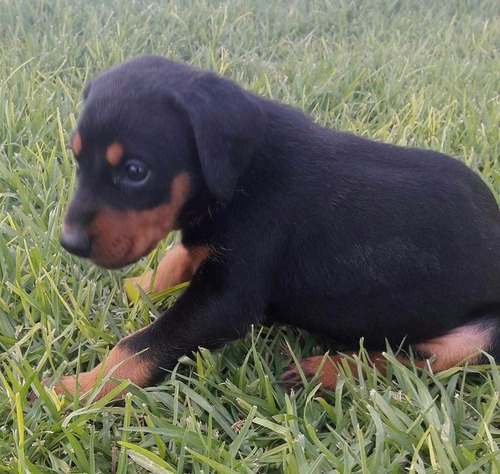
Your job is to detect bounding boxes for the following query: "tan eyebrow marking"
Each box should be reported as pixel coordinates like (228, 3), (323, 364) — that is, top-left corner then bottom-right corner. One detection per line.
(106, 142), (124, 166)
(71, 132), (82, 156)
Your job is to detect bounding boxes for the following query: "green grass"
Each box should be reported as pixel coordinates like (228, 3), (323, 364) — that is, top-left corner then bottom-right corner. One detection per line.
(1, 0), (499, 471)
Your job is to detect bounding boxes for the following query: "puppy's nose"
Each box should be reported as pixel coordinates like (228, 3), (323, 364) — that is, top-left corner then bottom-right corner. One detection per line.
(60, 228), (92, 258)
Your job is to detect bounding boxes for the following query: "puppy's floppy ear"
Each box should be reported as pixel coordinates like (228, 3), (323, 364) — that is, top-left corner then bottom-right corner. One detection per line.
(181, 74), (266, 203)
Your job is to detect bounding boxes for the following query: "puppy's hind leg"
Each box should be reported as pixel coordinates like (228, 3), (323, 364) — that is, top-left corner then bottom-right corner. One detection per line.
(412, 316), (499, 371)
(281, 350), (390, 392)
(281, 317), (498, 391)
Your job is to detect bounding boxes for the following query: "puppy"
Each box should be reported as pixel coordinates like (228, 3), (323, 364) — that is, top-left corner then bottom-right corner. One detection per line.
(57, 56), (500, 398)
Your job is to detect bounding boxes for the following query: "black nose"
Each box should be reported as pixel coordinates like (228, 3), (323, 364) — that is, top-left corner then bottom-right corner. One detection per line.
(60, 228), (92, 258)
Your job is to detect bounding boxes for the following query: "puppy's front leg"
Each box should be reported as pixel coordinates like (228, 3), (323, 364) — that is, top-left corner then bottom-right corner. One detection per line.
(53, 264), (264, 400)
(52, 332), (153, 400)
(125, 244), (210, 297)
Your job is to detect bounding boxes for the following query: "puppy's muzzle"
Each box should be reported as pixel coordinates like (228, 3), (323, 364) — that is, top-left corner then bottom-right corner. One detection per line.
(60, 227), (92, 258)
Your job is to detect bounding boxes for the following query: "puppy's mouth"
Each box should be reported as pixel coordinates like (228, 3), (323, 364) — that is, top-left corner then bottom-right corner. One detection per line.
(90, 238), (160, 269)
(60, 218), (168, 269)
(86, 207), (175, 269)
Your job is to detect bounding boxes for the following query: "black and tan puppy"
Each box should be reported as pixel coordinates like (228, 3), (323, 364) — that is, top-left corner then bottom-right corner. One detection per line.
(57, 56), (500, 398)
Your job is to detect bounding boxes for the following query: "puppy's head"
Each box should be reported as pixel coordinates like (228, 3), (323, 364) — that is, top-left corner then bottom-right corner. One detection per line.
(60, 56), (265, 268)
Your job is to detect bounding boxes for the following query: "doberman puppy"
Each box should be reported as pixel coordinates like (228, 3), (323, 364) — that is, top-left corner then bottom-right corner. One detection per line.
(57, 56), (500, 399)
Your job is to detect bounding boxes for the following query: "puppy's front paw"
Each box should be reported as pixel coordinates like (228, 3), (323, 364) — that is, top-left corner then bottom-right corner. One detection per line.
(42, 372), (125, 401)
(42, 343), (155, 401)
(124, 274), (153, 302)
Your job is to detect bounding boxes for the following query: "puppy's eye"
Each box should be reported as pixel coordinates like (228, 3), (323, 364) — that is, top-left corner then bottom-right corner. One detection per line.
(124, 161), (149, 184)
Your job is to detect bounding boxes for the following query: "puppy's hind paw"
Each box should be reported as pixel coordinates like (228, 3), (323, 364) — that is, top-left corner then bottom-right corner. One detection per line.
(280, 355), (342, 392)
(280, 361), (315, 392)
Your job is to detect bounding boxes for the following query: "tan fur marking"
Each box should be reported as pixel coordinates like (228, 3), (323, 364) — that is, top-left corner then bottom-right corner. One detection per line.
(129, 244), (211, 295)
(90, 173), (190, 268)
(52, 336), (154, 400)
(282, 351), (391, 391)
(413, 323), (490, 371)
(106, 142), (124, 166)
(282, 324), (491, 391)
(72, 132), (82, 156)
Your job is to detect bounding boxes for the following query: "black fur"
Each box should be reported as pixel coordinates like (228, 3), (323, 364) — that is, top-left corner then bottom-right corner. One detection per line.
(63, 56), (500, 385)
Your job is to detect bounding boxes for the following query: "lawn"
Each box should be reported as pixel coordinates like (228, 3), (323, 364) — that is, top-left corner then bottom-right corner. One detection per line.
(0, 0), (499, 472)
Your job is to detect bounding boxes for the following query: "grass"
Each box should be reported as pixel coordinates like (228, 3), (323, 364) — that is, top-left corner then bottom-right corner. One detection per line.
(0, 0), (499, 471)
